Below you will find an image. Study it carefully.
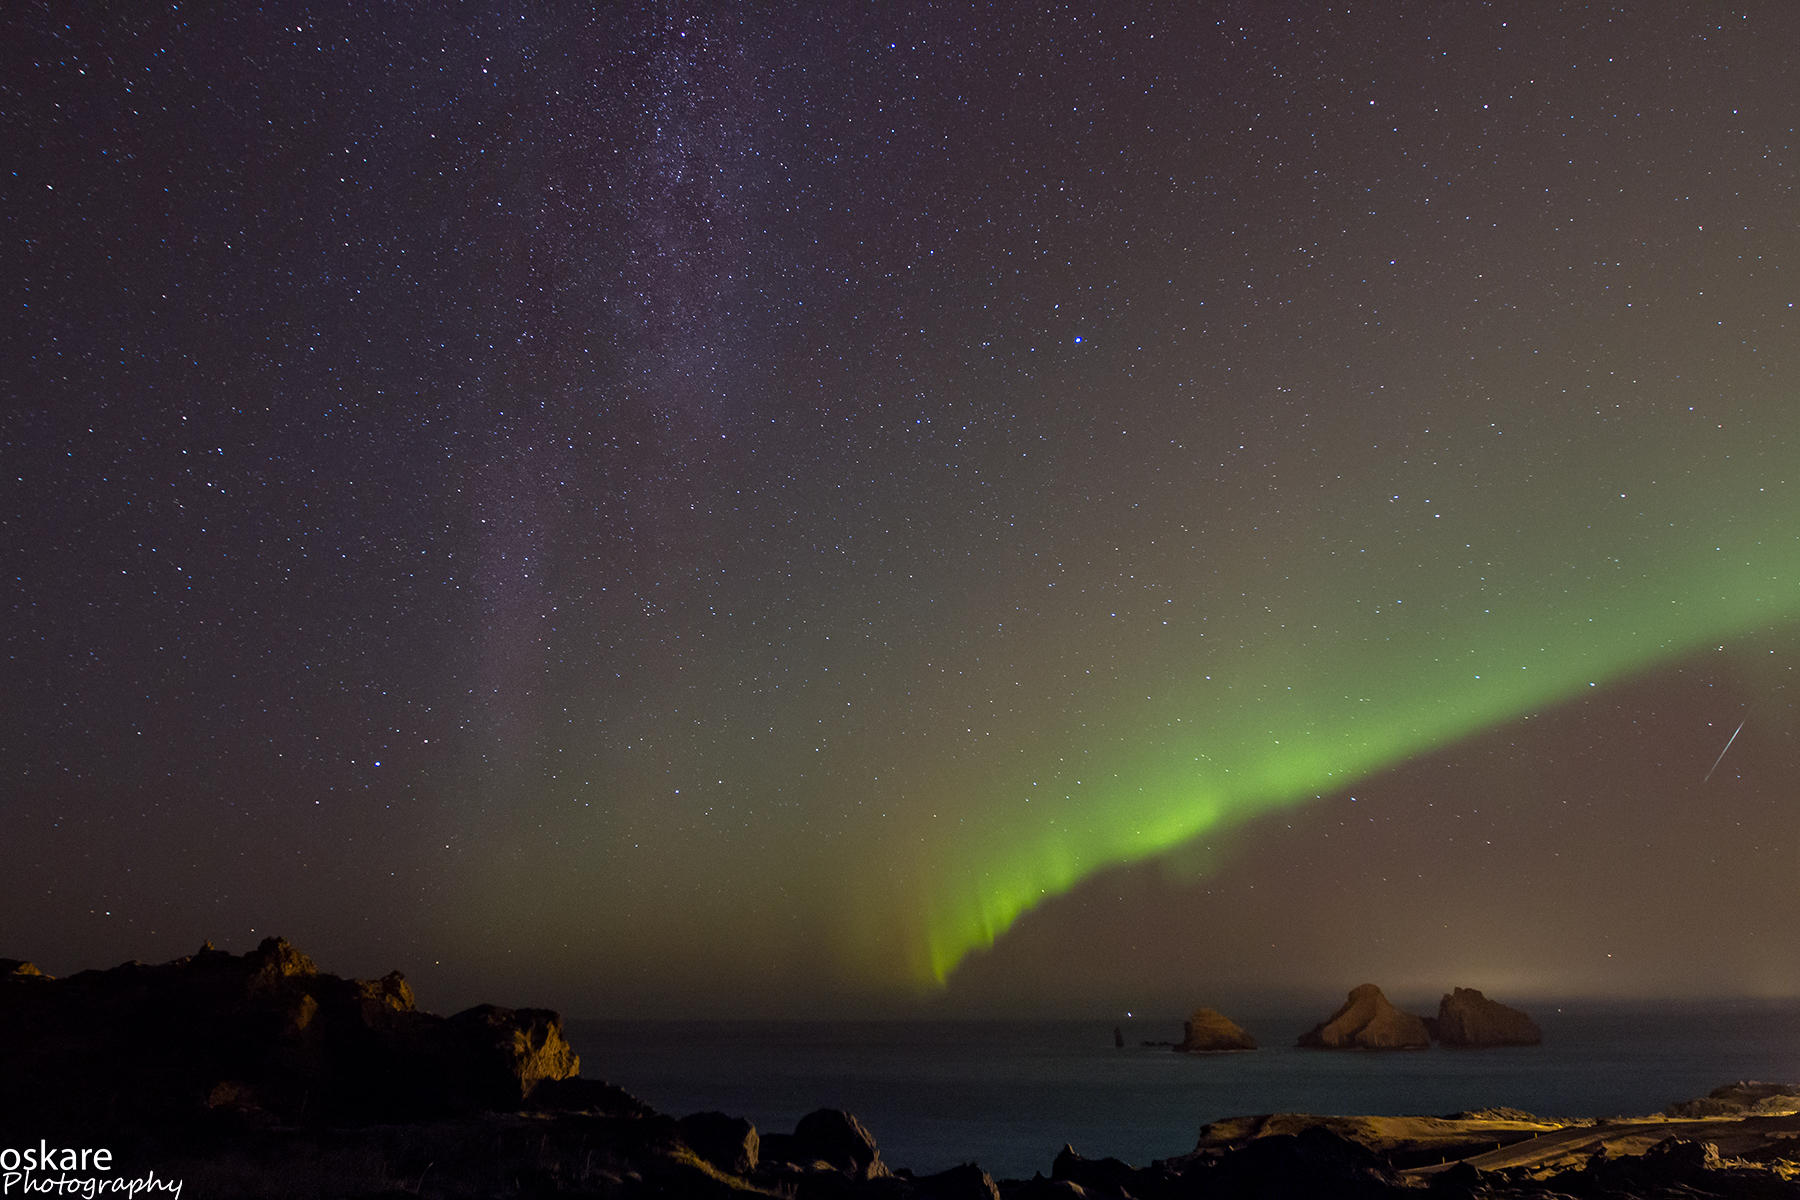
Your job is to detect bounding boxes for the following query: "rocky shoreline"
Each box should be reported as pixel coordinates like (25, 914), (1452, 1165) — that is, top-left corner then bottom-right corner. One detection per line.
(4, 943), (1797, 1198)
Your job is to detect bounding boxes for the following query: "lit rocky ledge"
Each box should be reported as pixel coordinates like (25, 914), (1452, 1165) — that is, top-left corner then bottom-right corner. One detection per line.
(1666, 1080), (1800, 1118)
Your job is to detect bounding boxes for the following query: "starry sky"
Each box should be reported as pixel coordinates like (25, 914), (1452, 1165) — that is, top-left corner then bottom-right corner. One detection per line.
(5, 4), (1799, 1018)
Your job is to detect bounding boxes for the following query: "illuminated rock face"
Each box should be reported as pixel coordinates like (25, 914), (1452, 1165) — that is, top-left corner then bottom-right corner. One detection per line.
(1435, 987), (1543, 1047)
(1297, 984), (1431, 1050)
(1176, 1006), (1257, 1052)
(1666, 1081), (1800, 1118)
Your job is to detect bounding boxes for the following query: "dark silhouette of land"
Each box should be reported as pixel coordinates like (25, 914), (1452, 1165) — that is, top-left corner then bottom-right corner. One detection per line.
(4, 944), (1796, 1198)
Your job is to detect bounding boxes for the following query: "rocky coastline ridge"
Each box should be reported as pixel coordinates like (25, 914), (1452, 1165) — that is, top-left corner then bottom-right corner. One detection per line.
(4, 944), (1795, 1198)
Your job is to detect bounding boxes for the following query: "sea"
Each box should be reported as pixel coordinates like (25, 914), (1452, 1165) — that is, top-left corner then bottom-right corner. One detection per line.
(567, 1002), (1800, 1181)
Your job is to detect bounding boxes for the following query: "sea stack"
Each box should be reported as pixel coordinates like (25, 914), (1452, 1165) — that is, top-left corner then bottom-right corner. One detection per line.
(1297, 984), (1431, 1049)
(1435, 987), (1542, 1047)
(1175, 1007), (1257, 1052)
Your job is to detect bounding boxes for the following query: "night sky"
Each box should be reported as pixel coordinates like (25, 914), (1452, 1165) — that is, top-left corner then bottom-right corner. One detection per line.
(6, 5), (1799, 1019)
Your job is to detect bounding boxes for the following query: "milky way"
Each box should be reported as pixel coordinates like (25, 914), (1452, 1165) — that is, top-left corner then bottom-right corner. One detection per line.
(6, 5), (1799, 1014)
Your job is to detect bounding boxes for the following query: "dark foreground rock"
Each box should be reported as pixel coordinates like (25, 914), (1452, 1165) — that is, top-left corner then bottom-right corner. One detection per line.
(1175, 1005), (1257, 1052)
(1297, 983), (1432, 1049)
(8, 942), (1800, 1197)
(1435, 986), (1543, 1047)
(761, 1107), (886, 1179)
(0, 937), (624, 1131)
(677, 1110), (760, 1173)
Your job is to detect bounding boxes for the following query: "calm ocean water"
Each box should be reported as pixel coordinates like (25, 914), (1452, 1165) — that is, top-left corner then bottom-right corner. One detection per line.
(567, 1003), (1800, 1181)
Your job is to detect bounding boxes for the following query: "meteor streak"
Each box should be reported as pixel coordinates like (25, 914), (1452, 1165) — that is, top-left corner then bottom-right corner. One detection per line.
(1703, 715), (1749, 783)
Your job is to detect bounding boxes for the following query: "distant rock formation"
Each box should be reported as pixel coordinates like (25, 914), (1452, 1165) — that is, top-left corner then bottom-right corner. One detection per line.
(1297, 984), (1431, 1049)
(1176, 1006), (1257, 1052)
(1434, 987), (1542, 1047)
(0, 936), (639, 1131)
(1666, 1080), (1800, 1117)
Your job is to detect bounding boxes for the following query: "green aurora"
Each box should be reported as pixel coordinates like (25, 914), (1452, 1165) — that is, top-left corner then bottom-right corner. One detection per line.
(856, 395), (1800, 988)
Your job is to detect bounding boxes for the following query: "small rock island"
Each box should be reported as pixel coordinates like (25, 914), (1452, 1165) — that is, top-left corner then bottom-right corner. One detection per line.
(1175, 1006), (1257, 1052)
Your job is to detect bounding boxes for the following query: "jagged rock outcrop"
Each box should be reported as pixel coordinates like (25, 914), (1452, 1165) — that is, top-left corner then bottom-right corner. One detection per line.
(1551, 1135), (1752, 1197)
(1666, 1080), (1800, 1117)
(1051, 1144), (1143, 1194)
(1175, 1006), (1257, 1052)
(1434, 987), (1541, 1047)
(908, 1161), (1002, 1199)
(760, 1107), (888, 1180)
(1297, 984), (1431, 1049)
(0, 936), (632, 1131)
(1208, 1127), (1406, 1199)
(677, 1110), (760, 1173)
(1040, 1128), (1412, 1199)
